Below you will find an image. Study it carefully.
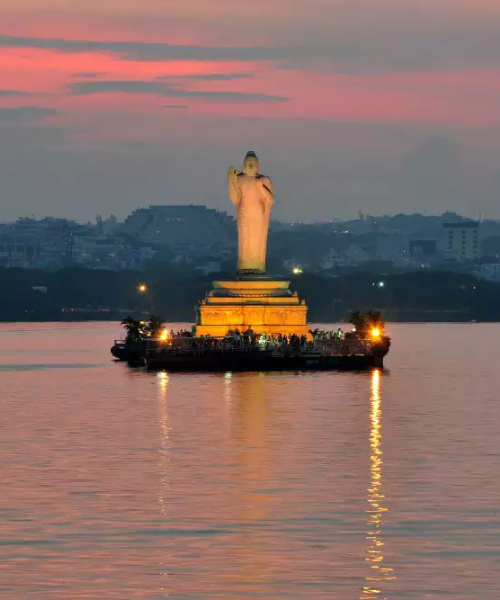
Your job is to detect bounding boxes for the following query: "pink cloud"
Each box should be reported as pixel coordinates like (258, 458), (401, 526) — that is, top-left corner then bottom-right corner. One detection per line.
(2, 41), (500, 132)
(2, 0), (500, 136)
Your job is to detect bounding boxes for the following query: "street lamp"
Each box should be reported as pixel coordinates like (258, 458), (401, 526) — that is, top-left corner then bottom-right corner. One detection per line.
(137, 283), (149, 316)
(292, 267), (303, 275)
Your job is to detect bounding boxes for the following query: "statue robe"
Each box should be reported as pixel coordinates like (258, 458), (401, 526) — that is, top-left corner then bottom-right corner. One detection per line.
(229, 173), (274, 272)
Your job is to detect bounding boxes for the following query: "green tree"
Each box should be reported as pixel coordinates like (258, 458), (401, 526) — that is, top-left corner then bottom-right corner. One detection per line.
(146, 315), (166, 338)
(121, 317), (143, 343)
(348, 310), (384, 336)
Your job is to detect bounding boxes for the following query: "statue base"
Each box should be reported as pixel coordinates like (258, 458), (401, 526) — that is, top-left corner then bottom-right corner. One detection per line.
(195, 275), (311, 338)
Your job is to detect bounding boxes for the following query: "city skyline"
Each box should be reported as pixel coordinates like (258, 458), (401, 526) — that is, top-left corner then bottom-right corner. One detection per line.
(1, 1), (500, 222)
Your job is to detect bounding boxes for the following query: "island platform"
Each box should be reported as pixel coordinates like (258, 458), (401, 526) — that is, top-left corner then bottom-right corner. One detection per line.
(112, 333), (390, 371)
(111, 150), (391, 372)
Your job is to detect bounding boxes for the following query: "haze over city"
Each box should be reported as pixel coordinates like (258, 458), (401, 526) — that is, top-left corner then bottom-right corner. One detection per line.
(1, 0), (500, 223)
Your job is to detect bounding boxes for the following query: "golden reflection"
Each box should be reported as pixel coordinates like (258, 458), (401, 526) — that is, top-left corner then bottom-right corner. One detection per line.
(230, 374), (270, 588)
(157, 371), (171, 595)
(158, 370), (169, 396)
(360, 369), (396, 599)
(157, 371), (170, 516)
(224, 371), (232, 403)
(223, 372), (233, 432)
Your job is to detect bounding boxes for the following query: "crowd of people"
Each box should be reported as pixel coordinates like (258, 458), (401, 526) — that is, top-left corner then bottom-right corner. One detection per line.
(166, 328), (195, 339)
(155, 326), (371, 354)
(311, 328), (361, 341)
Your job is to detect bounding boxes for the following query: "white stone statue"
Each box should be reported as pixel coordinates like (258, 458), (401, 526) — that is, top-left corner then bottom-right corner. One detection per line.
(228, 151), (274, 273)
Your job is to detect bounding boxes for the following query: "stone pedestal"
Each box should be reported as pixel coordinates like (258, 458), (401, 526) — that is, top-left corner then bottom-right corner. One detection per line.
(196, 276), (310, 338)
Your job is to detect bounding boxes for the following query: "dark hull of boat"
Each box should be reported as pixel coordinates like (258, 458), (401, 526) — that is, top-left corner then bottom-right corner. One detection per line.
(110, 344), (128, 361)
(145, 351), (385, 372)
(111, 341), (147, 363)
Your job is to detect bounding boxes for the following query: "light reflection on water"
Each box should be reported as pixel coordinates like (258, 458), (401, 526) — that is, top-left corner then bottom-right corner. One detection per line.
(1, 322), (500, 599)
(361, 369), (396, 599)
(157, 371), (172, 595)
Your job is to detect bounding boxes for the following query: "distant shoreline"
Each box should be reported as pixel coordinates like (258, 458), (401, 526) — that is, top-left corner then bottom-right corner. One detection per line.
(2, 268), (499, 322)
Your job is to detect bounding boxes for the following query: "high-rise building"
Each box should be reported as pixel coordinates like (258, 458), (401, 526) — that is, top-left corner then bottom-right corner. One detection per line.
(443, 221), (479, 260)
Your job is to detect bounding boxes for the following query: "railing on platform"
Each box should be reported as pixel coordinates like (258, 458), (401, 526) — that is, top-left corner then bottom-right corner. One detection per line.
(144, 336), (374, 358)
(312, 339), (372, 356)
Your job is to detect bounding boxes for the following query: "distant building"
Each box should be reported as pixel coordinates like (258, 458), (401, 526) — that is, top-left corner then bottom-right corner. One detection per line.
(409, 239), (437, 257)
(443, 221), (479, 260)
(479, 263), (500, 282)
(0, 217), (84, 268)
(119, 205), (236, 259)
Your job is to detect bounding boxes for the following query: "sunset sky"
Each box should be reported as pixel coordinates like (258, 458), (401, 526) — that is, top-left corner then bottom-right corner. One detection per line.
(1, 0), (500, 222)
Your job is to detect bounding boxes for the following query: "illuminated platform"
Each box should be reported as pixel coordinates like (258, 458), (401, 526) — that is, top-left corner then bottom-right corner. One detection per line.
(195, 276), (310, 338)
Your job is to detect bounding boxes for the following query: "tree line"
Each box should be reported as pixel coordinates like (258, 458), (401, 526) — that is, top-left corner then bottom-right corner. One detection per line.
(0, 266), (499, 322)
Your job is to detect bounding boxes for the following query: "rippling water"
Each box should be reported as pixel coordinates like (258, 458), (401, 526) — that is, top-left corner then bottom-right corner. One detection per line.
(1, 322), (499, 599)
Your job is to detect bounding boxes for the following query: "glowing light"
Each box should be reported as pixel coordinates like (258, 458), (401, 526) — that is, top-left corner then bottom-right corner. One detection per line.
(292, 267), (303, 274)
(377, 281), (385, 288)
(159, 329), (169, 342)
(371, 328), (381, 340)
(138, 283), (147, 293)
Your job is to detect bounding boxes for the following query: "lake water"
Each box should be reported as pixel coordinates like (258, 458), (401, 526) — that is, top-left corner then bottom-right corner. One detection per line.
(0, 322), (499, 599)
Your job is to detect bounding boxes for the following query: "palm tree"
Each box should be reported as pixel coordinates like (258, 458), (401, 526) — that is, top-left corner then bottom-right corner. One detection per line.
(121, 317), (143, 343)
(146, 315), (166, 338)
(348, 310), (384, 337)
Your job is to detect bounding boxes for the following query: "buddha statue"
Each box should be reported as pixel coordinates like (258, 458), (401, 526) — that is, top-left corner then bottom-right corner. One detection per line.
(227, 151), (274, 273)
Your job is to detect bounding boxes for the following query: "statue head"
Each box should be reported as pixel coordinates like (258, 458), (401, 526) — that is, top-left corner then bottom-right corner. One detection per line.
(242, 151), (259, 176)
